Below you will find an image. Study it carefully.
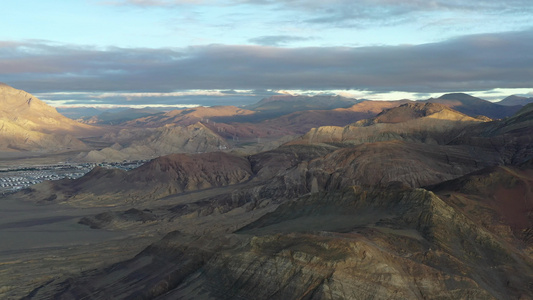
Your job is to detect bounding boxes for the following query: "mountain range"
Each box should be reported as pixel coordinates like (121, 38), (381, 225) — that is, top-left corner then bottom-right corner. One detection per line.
(1, 83), (532, 299)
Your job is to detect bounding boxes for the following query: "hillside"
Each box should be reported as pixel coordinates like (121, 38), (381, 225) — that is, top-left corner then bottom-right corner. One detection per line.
(25, 152), (253, 206)
(498, 95), (533, 106)
(245, 94), (361, 115)
(293, 102), (487, 145)
(423, 93), (521, 119)
(77, 122), (230, 162)
(0, 83), (99, 152)
(259, 100), (410, 134)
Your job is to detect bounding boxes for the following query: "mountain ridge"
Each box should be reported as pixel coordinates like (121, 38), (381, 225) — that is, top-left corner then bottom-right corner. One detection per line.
(0, 83), (102, 152)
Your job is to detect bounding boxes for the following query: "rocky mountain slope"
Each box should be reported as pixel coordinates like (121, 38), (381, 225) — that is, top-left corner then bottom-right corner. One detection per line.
(19, 102), (528, 208)
(423, 93), (521, 119)
(449, 103), (533, 164)
(430, 159), (533, 246)
(0, 83), (99, 152)
(124, 106), (256, 128)
(259, 100), (410, 134)
(29, 183), (533, 299)
(24, 151), (252, 206)
(77, 122), (230, 162)
(293, 102), (487, 145)
(498, 95), (533, 106)
(80, 107), (163, 125)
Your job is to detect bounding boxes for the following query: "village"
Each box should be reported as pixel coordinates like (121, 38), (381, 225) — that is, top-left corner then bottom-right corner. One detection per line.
(0, 160), (148, 194)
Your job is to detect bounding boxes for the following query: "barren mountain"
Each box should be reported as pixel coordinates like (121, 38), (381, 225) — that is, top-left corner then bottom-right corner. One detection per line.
(124, 106), (256, 128)
(25, 151), (252, 206)
(245, 94), (361, 115)
(81, 108), (163, 125)
(449, 103), (533, 164)
(423, 93), (522, 119)
(294, 102), (486, 145)
(0, 83), (97, 135)
(259, 100), (410, 134)
(430, 159), (533, 246)
(0, 83), (99, 152)
(56, 106), (103, 119)
(29, 184), (533, 299)
(77, 122), (230, 162)
(498, 95), (533, 106)
(114, 101), (405, 147)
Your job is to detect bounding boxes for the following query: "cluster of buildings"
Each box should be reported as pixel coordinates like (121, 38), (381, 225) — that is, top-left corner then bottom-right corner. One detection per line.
(0, 160), (148, 194)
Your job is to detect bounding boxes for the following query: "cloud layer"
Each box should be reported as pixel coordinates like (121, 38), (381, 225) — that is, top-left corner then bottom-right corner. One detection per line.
(2, 29), (532, 100)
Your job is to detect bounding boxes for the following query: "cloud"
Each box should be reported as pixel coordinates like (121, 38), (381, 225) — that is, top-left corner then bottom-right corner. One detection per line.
(107, 0), (533, 27)
(2, 29), (533, 101)
(248, 35), (315, 46)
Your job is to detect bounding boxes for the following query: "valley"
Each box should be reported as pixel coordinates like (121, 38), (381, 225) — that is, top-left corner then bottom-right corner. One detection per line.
(0, 83), (532, 299)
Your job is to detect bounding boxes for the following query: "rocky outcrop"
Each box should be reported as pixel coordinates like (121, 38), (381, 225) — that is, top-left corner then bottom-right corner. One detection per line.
(31, 186), (533, 299)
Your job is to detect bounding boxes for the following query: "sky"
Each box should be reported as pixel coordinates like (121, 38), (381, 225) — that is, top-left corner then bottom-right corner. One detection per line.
(1, 0), (533, 107)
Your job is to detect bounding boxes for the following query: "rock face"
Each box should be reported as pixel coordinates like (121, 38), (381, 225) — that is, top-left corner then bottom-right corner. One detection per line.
(0, 83), (97, 152)
(33, 186), (533, 299)
(78, 123), (230, 162)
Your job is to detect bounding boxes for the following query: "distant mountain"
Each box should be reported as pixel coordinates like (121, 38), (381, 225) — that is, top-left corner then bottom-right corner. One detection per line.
(117, 101), (410, 145)
(0, 83), (99, 152)
(77, 123), (230, 162)
(357, 102), (480, 126)
(245, 95), (361, 116)
(295, 102), (487, 145)
(422, 92), (521, 119)
(124, 106), (256, 127)
(259, 100), (410, 134)
(498, 95), (533, 106)
(81, 108), (164, 125)
(56, 107), (104, 119)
